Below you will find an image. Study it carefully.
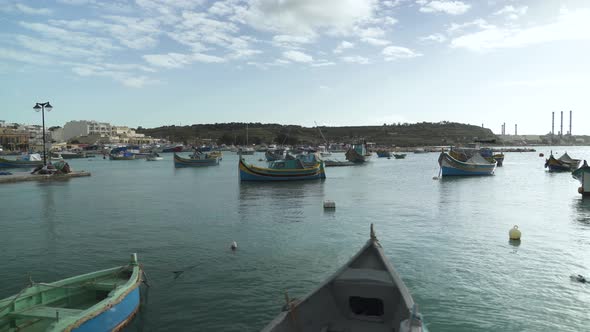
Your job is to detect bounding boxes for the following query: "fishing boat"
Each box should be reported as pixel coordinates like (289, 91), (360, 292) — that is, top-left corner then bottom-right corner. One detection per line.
(296, 152), (322, 168)
(265, 149), (285, 161)
(573, 161), (590, 196)
(239, 158), (325, 181)
(0, 254), (143, 332)
(146, 153), (163, 161)
(238, 147), (255, 155)
(376, 150), (392, 158)
(545, 151), (581, 172)
(261, 224), (425, 332)
(493, 153), (504, 167)
(393, 153), (407, 159)
(173, 152), (219, 167)
(345, 143), (368, 163)
(324, 160), (355, 167)
(0, 154), (43, 169)
(438, 149), (496, 176)
(60, 151), (88, 159)
(109, 152), (135, 160)
(162, 145), (183, 153)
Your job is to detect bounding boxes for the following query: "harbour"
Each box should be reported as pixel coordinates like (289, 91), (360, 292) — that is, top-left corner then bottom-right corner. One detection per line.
(1, 148), (589, 331)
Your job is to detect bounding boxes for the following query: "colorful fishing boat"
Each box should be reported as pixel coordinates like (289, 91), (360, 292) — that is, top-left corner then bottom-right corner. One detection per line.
(438, 149), (496, 176)
(239, 158), (325, 181)
(345, 143), (368, 163)
(545, 151), (581, 172)
(265, 149), (285, 161)
(0, 153), (43, 169)
(493, 153), (504, 167)
(109, 152), (135, 160)
(376, 150), (392, 158)
(573, 161), (590, 196)
(0, 254), (143, 332)
(173, 152), (219, 167)
(393, 153), (407, 159)
(261, 224), (425, 332)
(296, 152), (322, 167)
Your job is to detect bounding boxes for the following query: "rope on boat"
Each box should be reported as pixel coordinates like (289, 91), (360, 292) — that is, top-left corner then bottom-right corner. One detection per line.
(140, 264), (151, 288)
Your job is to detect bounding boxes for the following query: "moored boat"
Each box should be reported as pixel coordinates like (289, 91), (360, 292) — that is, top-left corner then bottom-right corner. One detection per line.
(238, 147), (256, 155)
(109, 152), (135, 160)
(393, 153), (407, 159)
(324, 160), (355, 167)
(0, 153), (43, 169)
(146, 153), (163, 161)
(265, 149), (285, 161)
(376, 150), (392, 158)
(0, 254), (143, 332)
(545, 151), (581, 172)
(438, 149), (496, 176)
(239, 158), (325, 181)
(493, 153), (504, 167)
(345, 143), (368, 163)
(261, 224), (425, 332)
(173, 153), (219, 167)
(572, 161), (590, 195)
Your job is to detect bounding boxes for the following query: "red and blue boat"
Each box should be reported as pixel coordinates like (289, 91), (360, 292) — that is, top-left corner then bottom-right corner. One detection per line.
(239, 158), (325, 181)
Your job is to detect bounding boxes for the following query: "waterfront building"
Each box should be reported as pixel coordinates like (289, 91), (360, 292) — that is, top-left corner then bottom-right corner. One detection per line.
(63, 120), (115, 141)
(0, 127), (29, 151)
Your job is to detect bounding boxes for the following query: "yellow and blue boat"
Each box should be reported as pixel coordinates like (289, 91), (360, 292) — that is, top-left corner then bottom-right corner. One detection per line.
(0, 254), (143, 332)
(438, 149), (496, 176)
(239, 158), (325, 181)
(173, 153), (219, 168)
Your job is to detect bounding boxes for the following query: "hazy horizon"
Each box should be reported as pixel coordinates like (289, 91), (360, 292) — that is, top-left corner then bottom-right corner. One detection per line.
(1, 0), (589, 135)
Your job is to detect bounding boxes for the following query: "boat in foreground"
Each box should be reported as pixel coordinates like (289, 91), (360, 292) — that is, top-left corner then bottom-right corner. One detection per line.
(239, 158), (325, 181)
(0, 254), (143, 332)
(572, 161), (590, 196)
(545, 151), (581, 172)
(261, 224), (425, 332)
(438, 149), (496, 176)
(173, 153), (219, 167)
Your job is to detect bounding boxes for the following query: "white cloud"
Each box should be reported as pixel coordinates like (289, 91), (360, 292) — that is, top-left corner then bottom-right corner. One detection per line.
(341, 55), (370, 64)
(144, 52), (225, 68)
(420, 33), (447, 43)
(361, 37), (391, 46)
(311, 61), (336, 67)
(494, 5), (528, 20)
(15, 4), (52, 15)
(382, 46), (422, 60)
(282, 50), (313, 63)
(272, 34), (315, 49)
(447, 19), (493, 34)
(451, 8), (590, 52)
(418, 1), (470, 15)
(0, 48), (53, 65)
(333, 40), (354, 54)
(71, 63), (158, 87)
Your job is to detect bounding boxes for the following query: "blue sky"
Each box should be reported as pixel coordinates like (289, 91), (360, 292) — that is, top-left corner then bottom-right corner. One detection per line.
(1, 0), (589, 134)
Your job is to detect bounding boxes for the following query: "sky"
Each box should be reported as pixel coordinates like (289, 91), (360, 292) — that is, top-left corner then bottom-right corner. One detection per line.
(1, 0), (589, 135)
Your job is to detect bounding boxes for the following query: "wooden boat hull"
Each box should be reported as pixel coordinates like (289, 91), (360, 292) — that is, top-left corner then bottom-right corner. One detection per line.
(572, 165), (590, 195)
(545, 154), (580, 172)
(438, 152), (496, 176)
(173, 153), (219, 167)
(393, 154), (407, 159)
(0, 255), (142, 332)
(324, 160), (355, 167)
(239, 158), (325, 181)
(261, 225), (424, 332)
(345, 148), (366, 163)
(0, 157), (43, 169)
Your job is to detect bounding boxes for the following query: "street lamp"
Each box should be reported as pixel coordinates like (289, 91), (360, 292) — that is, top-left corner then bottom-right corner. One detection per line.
(33, 102), (53, 166)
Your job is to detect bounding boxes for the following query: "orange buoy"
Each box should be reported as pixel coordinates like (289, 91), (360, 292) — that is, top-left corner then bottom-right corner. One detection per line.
(539, 153), (544, 157)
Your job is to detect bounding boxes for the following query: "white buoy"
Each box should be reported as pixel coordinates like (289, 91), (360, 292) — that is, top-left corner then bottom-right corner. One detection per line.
(509, 225), (521, 240)
(230, 241), (237, 251)
(323, 200), (336, 209)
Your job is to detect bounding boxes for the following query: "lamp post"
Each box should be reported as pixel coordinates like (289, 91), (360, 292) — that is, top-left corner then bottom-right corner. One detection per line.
(33, 102), (53, 166)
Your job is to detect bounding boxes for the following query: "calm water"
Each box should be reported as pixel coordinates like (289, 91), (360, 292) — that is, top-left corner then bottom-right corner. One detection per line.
(1, 147), (590, 331)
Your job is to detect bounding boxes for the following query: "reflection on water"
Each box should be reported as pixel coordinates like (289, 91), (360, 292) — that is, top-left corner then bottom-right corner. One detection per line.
(573, 197), (590, 225)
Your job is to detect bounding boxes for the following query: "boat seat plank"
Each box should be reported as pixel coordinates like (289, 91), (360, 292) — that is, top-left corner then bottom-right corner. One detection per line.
(10, 306), (83, 319)
(90, 282), (119, 291)
(335, 268), (393, 285)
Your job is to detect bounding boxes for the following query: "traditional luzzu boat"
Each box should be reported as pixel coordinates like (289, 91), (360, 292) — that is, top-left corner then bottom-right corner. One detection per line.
(173, 152), (219, 168)
(438, 149), (496, 176)
(109, 152), (135, 160)
(0, 154), (43, 169)
(493, 153), (504, 167)
(572, 161), (590, 195)
(345, 143), (368, 163)
(239, 157), (325, 181)
(0, 254), (143, 332)
(479, 148), (504, 167)
(265, 149), (285, 162)
(376, 150), (392, 158)
(545, 151), (581, 172)
(261, 224), (426, 332)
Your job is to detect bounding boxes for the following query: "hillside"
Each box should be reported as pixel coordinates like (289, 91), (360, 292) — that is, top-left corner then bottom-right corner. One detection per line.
(137, 121), (497, 147)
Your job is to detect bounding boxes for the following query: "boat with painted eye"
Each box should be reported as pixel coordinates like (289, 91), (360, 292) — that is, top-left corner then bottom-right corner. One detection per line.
(261, 224), (426, 332)
(545, 151), (581, 172)
(437, 149), (496, 176)
(239, 158), (325, 181)
(0, 254), (143, 332)
(173, 152), (219, 167)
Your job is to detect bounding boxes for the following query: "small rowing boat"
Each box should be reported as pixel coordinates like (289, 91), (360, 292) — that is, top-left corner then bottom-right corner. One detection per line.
(173, 153), (219, 167)
(261, 224), (425, 332)
(438, 149), (496, 176)
(0, 254), (143, 332)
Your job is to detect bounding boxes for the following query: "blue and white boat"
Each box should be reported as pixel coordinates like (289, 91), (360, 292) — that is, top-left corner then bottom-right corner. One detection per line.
(438, 149), (496, 176)
(0, 254), (143, 332)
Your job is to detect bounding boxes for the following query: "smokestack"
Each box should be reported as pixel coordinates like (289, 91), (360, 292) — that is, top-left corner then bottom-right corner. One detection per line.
(560, 111), (563, 137)
(503, 122), (506, 135)
(515, 124), (517, 136)
(552, 112), (555, 135)
(569, 110), (572, 135)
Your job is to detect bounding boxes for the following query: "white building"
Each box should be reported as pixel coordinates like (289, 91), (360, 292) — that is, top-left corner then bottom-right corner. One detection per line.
(50, 127), (65, 143)
(63, 120), (115, 141)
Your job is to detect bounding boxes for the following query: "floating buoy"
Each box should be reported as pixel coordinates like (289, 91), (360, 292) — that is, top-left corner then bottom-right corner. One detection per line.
(509, 225), (521, 240)
(579, 187), (584, 194)
(230, 241), (237, 251)
(539, 153), (544, 157)
(323, 200), (336, 209)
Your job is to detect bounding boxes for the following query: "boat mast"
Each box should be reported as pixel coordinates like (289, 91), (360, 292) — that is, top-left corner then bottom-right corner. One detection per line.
(315, 121), (329, 146)
(246, 123), (249, 146)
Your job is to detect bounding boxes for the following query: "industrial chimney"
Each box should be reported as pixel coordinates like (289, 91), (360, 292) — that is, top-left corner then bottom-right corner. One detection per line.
(515, 124), (517, 136)
(552, 112), (555, 136)
(560, 111), (563, 137)
(569, 110), (572, 136)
